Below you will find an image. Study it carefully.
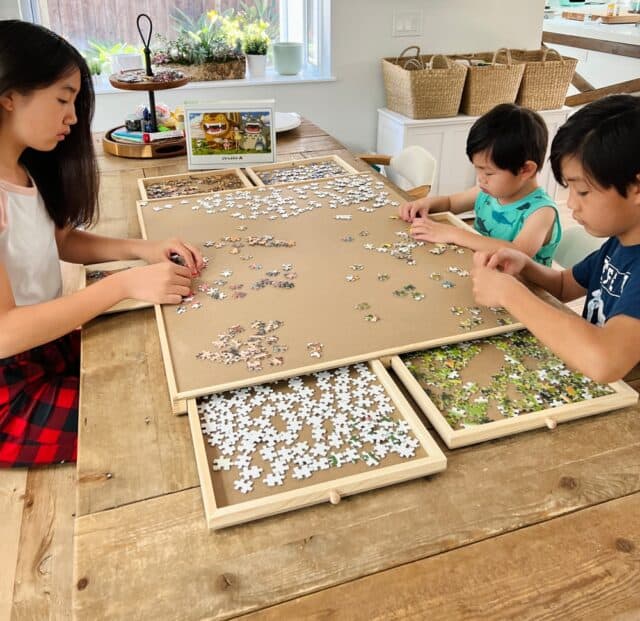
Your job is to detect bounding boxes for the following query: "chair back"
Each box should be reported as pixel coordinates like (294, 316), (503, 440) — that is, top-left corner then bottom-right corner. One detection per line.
(387, 145), (437, 191)
(554, 225), (603, 268)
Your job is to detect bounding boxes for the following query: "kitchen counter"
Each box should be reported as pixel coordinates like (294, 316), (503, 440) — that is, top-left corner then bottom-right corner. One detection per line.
(544, 11), (640, 45)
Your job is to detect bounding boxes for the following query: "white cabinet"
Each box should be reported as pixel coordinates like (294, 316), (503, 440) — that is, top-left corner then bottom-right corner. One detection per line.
(376, 107), (571, 203)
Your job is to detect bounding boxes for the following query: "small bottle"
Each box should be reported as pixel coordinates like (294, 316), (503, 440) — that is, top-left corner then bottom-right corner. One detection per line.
(124, 114), (141, 131)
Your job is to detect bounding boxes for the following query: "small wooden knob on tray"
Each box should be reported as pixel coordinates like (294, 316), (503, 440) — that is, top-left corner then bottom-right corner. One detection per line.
(328, 490), (341, 505)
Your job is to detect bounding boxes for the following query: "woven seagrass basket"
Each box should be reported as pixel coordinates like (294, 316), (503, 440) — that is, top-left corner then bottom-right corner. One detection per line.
(510, 48), (577, 110)
(454, 48), (525, 116)
(162, 59), (246, 81)
(382, 46), (467, 119)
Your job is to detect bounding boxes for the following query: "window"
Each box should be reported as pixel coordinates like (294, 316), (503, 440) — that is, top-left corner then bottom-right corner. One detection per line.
(19, 0), (331, 80)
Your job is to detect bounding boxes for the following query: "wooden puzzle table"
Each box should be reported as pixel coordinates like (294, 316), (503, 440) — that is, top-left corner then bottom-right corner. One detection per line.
(67, 119), (640, 620)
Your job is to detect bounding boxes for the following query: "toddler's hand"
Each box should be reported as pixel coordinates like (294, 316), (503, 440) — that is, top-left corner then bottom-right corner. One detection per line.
(399, 199), (429, 223)
(119, 262), (193, 305)
(409, 217), (454, 244)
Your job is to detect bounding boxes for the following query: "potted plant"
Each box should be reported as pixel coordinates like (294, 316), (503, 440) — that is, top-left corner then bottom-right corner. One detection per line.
(243, 21), (269, 78)
(151, 9), (246, 81)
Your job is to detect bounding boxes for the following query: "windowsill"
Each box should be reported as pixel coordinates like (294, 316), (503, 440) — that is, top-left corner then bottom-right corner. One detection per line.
(93, 69), (336, 95)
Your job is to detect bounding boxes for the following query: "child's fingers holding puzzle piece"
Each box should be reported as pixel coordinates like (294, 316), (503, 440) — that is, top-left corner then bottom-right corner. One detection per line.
(471, 264), (514, 308)
(399, 200), (427, 223)
(117, 262), (193, 305)
(486, 248), (528, 276)
(168, 240), (205, 275)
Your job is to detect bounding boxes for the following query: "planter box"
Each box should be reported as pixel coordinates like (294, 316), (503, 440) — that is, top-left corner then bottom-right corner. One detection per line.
(161, 59), (246, 81)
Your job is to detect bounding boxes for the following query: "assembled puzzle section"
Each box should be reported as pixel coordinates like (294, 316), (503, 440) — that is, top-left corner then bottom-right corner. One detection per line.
(83, 260), (152, 314)
(245, 154), (358, 185)
(188, 360), (447, 530)
(137, 168), (253, 201)
(137, 172), (523, 403)
(392, 330), (638, 448)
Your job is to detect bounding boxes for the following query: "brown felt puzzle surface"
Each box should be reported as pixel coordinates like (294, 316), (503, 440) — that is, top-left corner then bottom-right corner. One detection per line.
(137, 172), (522, 400)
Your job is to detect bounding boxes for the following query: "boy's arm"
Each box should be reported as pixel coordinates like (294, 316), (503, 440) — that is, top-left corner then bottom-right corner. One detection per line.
(472, 262), (640, 383)
(509, 206), (557, 257)
(414, 206), (557, 256)
(447, 186), (480, 214)
(399, 187), (479, 221)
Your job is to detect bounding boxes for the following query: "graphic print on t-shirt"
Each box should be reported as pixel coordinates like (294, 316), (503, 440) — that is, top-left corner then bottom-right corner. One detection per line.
(601, 255), (631, 298)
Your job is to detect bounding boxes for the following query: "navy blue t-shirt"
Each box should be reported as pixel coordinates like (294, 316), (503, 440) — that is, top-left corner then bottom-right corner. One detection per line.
(572, 237), (640, 326)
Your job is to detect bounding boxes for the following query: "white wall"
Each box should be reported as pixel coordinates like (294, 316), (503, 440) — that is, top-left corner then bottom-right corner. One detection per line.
(0, 1), (21, 19)
(93, 0), (547, 151)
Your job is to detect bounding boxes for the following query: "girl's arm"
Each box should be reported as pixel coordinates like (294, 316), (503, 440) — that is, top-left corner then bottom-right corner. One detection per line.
(0, 261), (192, 358)
(471, 262), (640, 383)
(56, 228), (204, 275)
(410, 206), (557, 258)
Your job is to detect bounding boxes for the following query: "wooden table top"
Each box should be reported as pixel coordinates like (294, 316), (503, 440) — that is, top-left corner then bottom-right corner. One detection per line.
(14, 118), (640, 621)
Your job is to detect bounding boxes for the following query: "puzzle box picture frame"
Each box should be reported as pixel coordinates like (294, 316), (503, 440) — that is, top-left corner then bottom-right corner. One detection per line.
(136, 170), (525, 407)
(83, 260), (152, 315)
(244, 154), (359, 186)
(137, 168), (253, 201)
(187, 359), (447, 530)
(184, 99), (276, 170)
(391, 332), (639, 448)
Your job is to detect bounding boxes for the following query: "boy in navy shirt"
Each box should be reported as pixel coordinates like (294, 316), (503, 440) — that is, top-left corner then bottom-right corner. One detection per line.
(471, 95), (640, 383)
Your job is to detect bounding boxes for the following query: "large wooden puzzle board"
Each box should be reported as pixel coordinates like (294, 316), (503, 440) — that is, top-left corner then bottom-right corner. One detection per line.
(137, 171), (523, 401)
(188, 360), (446, 530)
(392, 330), (638, 448)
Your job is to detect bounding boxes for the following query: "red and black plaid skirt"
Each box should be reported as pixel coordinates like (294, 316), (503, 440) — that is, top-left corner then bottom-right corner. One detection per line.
(0, 331), (79, 467)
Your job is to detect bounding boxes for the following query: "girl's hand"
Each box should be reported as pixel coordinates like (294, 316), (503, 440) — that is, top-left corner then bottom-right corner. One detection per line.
(137, 238), (205, 276)
(474, 248), (529, 276)
(409, 217), (455, 244)
(399, 199), (430, 223)
(118, 262), (193, 305)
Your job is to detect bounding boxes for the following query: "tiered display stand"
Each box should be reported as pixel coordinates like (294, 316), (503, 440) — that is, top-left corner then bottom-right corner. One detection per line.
(102, 13), (188, 159)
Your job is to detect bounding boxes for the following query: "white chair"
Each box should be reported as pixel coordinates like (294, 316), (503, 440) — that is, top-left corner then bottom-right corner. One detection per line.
(553, 224), (603, 269)
(358, 145), (437, 200)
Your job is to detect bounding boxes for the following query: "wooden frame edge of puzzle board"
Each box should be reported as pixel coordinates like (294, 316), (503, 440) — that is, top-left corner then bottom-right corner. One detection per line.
(186, 359), (447, 530)
(243, 154), (359, 186)
(135, 168), (523, 408)
(137, 167), (254, 202)
(390, 355), (639, 449)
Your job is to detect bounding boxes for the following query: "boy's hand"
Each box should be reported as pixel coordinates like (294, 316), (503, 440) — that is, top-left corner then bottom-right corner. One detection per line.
(118, 262), (193, 305)
(137, 238), (205, 276)
(399, 199), (430, 223)
(471, 261), (516, 308)
(409, 217), (455, 244)
(475, 248), (529, 276)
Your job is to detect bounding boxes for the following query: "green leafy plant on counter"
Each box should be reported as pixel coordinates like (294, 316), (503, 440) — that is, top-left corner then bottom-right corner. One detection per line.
(152, 8), (244, 65)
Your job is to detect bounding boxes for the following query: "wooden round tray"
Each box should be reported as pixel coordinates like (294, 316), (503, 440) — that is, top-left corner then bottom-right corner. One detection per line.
(102, 126), (186, 159)
(109, 74), (189, 91)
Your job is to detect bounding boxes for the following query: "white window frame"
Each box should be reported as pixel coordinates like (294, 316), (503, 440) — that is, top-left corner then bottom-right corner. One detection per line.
(17, 0), (332, 83)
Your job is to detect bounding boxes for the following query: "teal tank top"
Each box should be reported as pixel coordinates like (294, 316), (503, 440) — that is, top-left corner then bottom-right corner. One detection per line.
(473, 188), (562, 266)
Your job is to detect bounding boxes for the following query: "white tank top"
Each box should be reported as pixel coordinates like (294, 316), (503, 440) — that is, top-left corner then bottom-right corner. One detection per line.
(0, 177), (62, 306)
